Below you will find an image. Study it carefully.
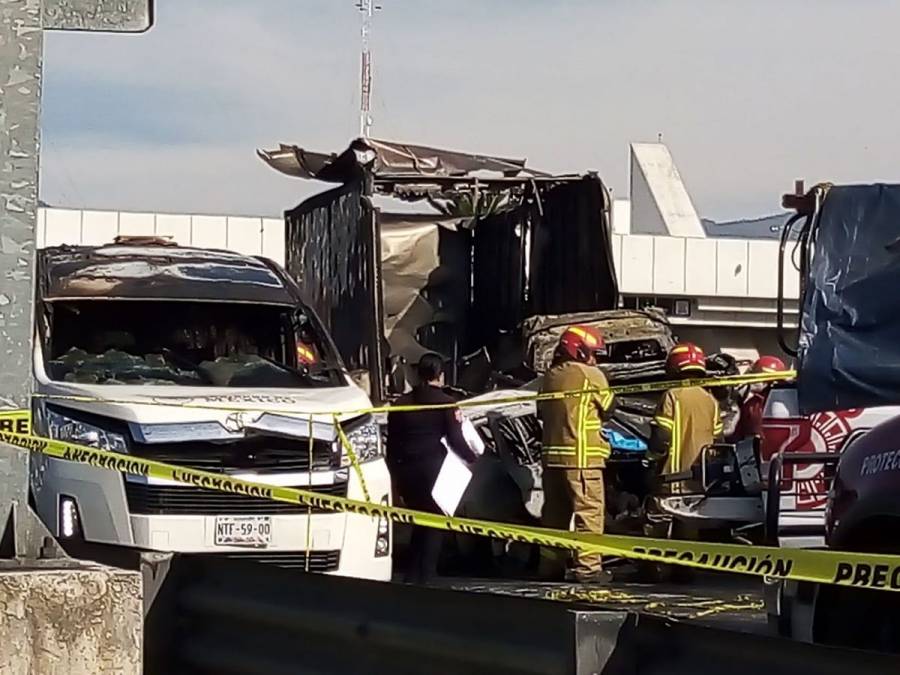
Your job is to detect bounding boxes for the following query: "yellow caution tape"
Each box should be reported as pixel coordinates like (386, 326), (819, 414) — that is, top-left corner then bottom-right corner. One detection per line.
(2, 421), (900, 594)
(0, 409), (30, 435)
(608, 370), (793, 397)
(28, 370), (795, 417)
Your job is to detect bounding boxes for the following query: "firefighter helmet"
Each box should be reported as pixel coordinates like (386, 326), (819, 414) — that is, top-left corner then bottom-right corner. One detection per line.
(666, 342), (707, 375)
(749, 355), (787, 374)
(557, 325), (607, 364)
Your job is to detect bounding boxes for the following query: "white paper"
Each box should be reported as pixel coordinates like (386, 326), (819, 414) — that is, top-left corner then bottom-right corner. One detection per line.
(460, 418), (485, 456)
(431, 449), (473, 516)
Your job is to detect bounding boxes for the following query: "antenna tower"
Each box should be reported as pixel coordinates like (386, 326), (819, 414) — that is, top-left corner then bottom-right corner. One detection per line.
(356, 0), (381, 138)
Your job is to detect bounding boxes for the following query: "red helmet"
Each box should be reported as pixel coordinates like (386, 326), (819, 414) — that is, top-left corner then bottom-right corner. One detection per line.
(557, 325), (607, 364)
(666, 342), (706, 375)
(750, 355), (787, 374)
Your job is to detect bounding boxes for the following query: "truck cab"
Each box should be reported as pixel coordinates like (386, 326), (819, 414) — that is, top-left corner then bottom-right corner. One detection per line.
(765, 184), (900, 650)
(30, 240), (392, 580)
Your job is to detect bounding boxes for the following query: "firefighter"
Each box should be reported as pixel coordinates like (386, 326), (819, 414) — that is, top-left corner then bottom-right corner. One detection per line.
(645, 343), (723, 581)
(538, 325), (615, 583)
(732, 355), (788, 441)
(650, 343), (723, 481)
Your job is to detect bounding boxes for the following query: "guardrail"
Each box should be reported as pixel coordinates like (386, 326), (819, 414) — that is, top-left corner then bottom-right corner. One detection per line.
(145, 555), (629, 675)
(144, 555), (900, 675)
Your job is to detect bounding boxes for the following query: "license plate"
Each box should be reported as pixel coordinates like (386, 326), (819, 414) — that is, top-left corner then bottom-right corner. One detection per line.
(214, 516), (272, 548)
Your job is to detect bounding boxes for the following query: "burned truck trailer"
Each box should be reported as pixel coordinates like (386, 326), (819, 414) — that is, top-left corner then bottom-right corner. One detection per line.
(259, 138), (619, 401)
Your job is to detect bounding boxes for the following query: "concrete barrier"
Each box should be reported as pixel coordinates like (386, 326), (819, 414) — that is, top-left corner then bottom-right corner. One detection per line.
(151, 555), (900, 674)
(0, 561), (142, 674)
(150, 554), (625, 674)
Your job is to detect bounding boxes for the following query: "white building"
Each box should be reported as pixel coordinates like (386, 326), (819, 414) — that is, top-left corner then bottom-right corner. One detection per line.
(35, 142), (800, 363)
(611, 143), (799, 362)
(36, 208), (285, 263)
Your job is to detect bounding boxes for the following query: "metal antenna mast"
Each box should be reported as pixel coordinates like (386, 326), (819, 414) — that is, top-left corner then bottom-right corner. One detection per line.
(356, 0), (381, 138)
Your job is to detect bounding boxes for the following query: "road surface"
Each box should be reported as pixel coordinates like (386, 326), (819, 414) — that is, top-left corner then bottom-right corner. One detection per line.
(437, 573), (766, 633)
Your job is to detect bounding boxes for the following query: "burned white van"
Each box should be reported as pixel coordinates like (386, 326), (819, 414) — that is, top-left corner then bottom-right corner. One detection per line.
(30, 238), (392, 580)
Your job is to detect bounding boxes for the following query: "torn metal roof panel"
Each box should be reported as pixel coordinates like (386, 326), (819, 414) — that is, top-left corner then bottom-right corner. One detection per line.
(38, 245), (298, 305)
(258, 137), (543, 184)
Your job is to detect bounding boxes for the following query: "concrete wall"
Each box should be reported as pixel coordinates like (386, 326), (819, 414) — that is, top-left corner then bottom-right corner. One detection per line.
(37, 206), (801, 338)
(39, 207), (799, 302)
(611, 233), (800, 301)
(37, 207), (286, 266)
(611, 198), (631, 235)
(0, 563), (142, 674)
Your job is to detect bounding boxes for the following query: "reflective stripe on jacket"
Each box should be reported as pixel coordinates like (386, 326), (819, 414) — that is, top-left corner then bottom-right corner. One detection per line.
(538, 361), (614, 468)
(654, 386), (723, 474)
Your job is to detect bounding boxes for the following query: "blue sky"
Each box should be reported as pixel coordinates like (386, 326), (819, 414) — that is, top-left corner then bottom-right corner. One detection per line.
(40, 0), (900, 219)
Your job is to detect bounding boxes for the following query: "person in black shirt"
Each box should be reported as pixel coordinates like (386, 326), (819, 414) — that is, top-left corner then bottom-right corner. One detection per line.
(386, 353), (477, 583)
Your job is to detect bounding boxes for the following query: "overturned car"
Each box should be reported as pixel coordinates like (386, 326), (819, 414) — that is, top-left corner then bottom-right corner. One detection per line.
(434, 311), (760, 576)
(452, 393), (767, 577)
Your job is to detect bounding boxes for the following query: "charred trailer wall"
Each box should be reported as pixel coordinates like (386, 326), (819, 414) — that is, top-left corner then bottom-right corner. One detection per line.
(284, 180), (385, 400)
(528, 176), (617, 316)
(470, 205), (531, 359)
(470, 176), (618, 360)
(283, 174), (616, 398)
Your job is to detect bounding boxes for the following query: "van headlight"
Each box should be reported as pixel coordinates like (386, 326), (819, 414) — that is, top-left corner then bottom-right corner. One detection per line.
(46, 409), (128, 453)
(345, 420), (383, 463)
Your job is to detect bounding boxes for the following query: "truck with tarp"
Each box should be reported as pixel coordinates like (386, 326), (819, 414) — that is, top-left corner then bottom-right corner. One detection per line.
(764, 183), (900, 651)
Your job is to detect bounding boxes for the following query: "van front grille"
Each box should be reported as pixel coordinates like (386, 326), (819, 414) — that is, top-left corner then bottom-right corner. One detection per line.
(125, 479), (348, 515)
(130, 435), (337, 474)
